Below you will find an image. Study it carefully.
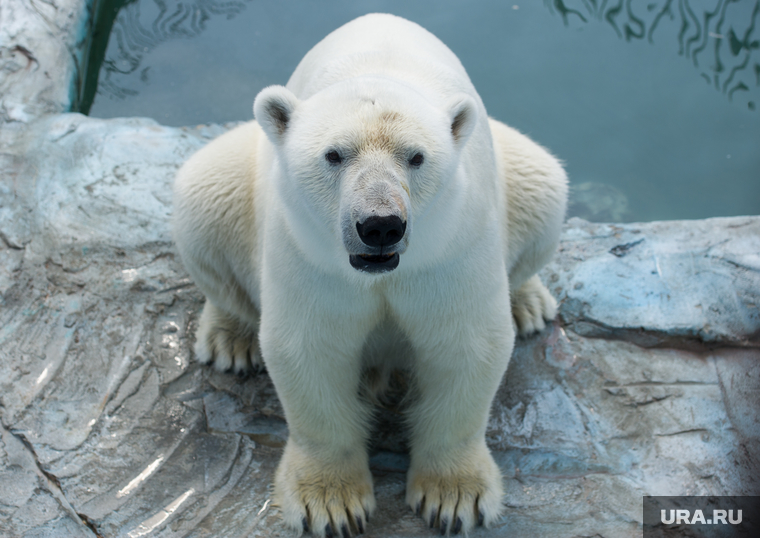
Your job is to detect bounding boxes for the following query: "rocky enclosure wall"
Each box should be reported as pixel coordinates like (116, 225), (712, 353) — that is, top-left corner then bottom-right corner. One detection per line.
(1, 1), (758, 537)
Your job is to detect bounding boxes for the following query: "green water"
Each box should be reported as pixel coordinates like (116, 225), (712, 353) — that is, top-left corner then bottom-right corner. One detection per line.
(83, 0), (760, 223)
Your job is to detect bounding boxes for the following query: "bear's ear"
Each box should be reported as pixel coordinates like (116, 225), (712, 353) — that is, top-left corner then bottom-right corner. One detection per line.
(448, 95), (477, 146)
(253, 86), (300, 144)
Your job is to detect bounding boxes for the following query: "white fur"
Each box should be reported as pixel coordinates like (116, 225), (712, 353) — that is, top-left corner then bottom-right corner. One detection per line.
(173, 13), (567, 536)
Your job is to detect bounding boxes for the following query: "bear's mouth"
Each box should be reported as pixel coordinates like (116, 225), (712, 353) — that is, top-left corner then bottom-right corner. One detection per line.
(349, 252), (399, 273)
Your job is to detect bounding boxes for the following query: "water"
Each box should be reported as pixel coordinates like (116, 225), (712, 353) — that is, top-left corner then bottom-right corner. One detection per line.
(84, 0), (760, 223)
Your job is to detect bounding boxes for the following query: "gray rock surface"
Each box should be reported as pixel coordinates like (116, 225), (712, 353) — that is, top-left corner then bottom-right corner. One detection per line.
(1, 1), (759, 537)
(0, 0), (88, 123)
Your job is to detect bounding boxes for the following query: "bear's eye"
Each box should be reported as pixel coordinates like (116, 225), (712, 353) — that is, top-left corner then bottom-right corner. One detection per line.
(409, 153), (424, 167)
(325, 150), (343, 165)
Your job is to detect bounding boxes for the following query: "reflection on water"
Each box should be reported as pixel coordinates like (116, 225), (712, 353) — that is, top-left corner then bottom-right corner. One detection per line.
(103, 0), (248, 97)
(83, 0), (759, 223)
(80, 0), (251, 108)
(84, 0), (760, 111)
(568, 181), (633, 222)
(547, 0), (759, 108)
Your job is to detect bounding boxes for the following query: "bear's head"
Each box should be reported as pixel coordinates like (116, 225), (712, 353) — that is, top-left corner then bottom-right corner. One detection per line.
(253, 79), (477, 275)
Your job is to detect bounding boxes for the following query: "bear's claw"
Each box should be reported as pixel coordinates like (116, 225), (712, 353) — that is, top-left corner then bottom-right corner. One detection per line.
(275, 442), (375, 538)
(406, 444), (504, 535)
(511, 274), (557, 336)
(355, 515), (364, 534)
(194, 302), (264, 374)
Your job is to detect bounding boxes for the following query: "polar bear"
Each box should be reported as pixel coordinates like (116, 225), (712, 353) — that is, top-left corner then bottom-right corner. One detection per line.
(173, 13), (567, 537)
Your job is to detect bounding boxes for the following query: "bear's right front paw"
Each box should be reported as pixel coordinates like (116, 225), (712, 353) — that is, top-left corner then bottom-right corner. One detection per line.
(275, 442), (375, 537)
(194, 302), (264, 374)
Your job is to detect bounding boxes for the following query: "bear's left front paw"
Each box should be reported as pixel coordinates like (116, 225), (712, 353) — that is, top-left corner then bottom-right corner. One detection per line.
(406, 444), (504, 535)
(511, 274), (557, 336)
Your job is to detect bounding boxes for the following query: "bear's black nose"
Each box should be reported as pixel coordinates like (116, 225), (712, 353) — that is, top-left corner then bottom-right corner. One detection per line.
(356, 215), (406, 248)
